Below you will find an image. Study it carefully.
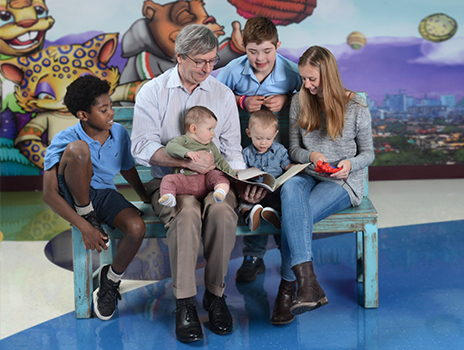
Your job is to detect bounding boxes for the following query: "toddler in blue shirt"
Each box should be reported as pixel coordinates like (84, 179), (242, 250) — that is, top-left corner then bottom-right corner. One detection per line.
(236, 110), (295, 282)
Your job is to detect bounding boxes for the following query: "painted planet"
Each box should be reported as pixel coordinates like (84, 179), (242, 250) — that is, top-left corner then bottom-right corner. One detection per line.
(347, 31), (366, 50)
(419, 13), (457, 42)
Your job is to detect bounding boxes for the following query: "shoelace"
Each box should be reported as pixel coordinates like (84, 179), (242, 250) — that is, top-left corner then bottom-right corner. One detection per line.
(172, 304), (197, 322)
(99, 281), (121, 305)
(205, 294), (228, 313)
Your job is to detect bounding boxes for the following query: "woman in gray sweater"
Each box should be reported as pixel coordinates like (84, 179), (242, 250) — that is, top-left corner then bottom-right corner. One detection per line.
(271, 46), (375, 325)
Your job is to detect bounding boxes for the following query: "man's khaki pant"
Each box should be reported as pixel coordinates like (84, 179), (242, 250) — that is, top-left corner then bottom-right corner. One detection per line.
(147, 178), (238, 299)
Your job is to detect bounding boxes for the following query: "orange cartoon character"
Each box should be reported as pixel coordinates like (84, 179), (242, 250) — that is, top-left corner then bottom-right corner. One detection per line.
(120, 0), (245, 83)
(0, 33), (148, 169)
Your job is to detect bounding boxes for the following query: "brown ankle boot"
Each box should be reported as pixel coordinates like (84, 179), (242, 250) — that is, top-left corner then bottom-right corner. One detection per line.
(271, 279), (296, 325)
(290, 261), (328, 315)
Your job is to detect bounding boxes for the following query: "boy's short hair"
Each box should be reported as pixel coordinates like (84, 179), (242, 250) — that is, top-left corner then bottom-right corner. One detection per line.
(242, 16), (279, 47)
(248, 110), (278, 130)
(64, 76), (111, 117)
(184, 106), (217, 132)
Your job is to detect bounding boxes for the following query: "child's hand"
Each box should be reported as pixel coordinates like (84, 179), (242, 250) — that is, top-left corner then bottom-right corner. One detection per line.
(81, 225), (107, 252)
(245, 95), (265, 112)
(263, 94), (288, 112)
(140, 193), (151, 203)
(185, 151), (201, 162)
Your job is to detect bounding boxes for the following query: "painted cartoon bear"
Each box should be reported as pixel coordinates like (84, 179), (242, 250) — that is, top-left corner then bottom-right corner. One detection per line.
(120, 0), (245, 83)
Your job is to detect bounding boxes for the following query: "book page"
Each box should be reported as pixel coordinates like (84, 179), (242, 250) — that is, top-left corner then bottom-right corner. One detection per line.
(275, 163), (311, 188)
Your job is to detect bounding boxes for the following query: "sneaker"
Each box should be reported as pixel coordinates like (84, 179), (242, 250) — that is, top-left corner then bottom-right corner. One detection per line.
(236, 255), (265, 283)
(244, 204), (263, 231)
(93, 265), (121, 320)
(261, 207), (281, 229)
(82, 210), (109, 247)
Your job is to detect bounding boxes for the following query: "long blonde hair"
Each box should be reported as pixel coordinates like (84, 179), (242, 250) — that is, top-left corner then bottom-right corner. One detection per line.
(298, 46), (350, 140)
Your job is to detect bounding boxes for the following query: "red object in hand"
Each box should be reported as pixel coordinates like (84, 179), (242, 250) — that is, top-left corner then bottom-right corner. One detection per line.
(315, 160), (342, 174)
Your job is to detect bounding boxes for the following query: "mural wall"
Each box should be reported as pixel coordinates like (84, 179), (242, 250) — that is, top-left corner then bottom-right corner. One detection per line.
(1, 0), (463, 178)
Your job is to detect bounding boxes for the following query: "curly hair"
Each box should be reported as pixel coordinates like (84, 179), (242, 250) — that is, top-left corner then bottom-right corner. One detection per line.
(64, 75), (111, 117)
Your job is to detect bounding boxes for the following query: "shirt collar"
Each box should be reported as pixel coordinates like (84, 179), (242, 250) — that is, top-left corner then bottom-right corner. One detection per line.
(167, 65), (214, 92)
(241, 53), (286, 83)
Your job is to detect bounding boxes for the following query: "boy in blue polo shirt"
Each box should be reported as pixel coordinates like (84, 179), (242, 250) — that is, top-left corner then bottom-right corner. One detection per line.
(43, 75), (150, 321)
(217, 16), (301, 283)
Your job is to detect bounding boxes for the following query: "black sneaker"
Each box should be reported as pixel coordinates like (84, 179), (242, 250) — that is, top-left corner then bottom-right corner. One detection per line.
(93, 265), (121, 320)
(235, 255), (265, 283)
(82, 210), (109, 247)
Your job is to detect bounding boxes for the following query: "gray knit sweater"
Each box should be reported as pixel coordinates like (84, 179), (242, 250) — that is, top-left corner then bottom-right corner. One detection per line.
(288, 92), (375, 206)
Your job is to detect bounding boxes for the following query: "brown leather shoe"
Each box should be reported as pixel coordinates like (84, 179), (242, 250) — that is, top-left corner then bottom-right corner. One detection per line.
(271, 279), (296, 325)
(290, 261), (328, 315)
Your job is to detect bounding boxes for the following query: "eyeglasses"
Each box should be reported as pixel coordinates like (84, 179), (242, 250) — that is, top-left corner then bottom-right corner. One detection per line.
(185, 54), (220, 68)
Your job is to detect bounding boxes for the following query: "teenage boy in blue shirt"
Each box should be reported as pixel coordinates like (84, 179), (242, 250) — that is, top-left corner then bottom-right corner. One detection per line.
(43, 75), (150, 321)
(217, 16), (301, 283)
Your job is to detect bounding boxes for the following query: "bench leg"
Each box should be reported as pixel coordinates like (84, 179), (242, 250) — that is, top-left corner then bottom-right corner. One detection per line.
(362, 223), (379, 308)
(72, 226), (93, 318)
(100, 237), (116, 267)
(356, 231), (364, 283)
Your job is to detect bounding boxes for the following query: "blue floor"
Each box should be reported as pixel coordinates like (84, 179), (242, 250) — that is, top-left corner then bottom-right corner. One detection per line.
(2, 220), (464, 349)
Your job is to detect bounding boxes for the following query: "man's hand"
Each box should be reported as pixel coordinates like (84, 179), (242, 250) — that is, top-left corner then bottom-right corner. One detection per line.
(263, 94), (288, 112)
(238, 184), (267, 204)
(186, 150), (215, 174)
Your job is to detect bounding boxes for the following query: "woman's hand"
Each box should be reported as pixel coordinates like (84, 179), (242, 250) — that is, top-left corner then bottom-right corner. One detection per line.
(310, 151), (326, 164)
(332, 159), (352, 180)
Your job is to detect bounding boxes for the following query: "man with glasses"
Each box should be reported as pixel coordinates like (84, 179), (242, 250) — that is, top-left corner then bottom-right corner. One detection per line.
(131, 24), (265, 343)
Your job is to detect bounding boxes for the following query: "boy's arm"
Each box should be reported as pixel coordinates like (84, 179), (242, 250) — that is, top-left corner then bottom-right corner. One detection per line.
(120, 166), (151, 203)
(42, 165), (108, 252)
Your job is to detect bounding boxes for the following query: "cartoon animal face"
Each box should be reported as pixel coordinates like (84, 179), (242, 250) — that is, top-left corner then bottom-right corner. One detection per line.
(143, 0), (225, 58)
(0, 33), (120, 113)
(0, 0), (54, 57)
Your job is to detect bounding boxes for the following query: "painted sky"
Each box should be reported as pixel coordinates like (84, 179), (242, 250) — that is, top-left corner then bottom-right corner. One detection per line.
(46, 0), (464, 45)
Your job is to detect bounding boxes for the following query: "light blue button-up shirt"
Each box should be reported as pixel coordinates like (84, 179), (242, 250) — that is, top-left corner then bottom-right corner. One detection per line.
(44, 122), (135, 190)
(216, 53), (301, 97)
(242, 142), (291, 178)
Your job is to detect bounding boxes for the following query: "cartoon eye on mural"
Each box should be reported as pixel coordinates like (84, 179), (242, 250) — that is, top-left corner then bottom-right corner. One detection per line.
(227, 0), (317, 26)
(419, 13), (458, 43)
(0, 0), (54, 58)
(347, 31), (366, 50)
(0, 33), (148, 170)
(120, 0), (246, 83)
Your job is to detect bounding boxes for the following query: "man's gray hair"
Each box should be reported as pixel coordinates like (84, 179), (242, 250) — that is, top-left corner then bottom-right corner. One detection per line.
(174, 24), (218, 59)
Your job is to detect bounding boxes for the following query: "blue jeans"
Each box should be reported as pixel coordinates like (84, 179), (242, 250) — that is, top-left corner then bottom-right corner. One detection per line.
(280, 174), (351, 281)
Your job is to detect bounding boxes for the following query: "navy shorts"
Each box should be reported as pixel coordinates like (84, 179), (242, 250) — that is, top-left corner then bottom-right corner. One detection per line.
(57, 174), (141, 229)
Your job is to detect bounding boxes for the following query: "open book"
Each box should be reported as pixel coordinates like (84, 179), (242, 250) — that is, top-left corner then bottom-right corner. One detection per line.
(225, 162), (311, 192)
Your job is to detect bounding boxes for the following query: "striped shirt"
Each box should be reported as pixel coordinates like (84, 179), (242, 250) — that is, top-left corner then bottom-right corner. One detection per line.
(131, 66), (246, 178)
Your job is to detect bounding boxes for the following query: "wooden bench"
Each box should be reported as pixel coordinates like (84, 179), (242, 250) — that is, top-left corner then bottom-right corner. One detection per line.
(72, 107), (378, 318)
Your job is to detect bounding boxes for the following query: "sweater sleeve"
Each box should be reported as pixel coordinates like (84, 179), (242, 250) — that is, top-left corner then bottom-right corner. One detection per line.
(288, 93), (312, 164)
(346, 102), (375, 172)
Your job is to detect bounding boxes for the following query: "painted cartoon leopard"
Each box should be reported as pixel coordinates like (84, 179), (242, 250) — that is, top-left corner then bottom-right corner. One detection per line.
(0, 33), (147, 169)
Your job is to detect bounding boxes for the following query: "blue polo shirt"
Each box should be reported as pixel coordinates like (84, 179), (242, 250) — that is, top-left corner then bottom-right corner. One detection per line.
(216, 53), (301, 97)
(44, 122), (135, 190)
(242, 142), (291, 178)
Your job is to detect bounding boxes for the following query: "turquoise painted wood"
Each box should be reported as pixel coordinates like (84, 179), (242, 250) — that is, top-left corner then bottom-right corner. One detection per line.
(72, 106), (378, 318)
